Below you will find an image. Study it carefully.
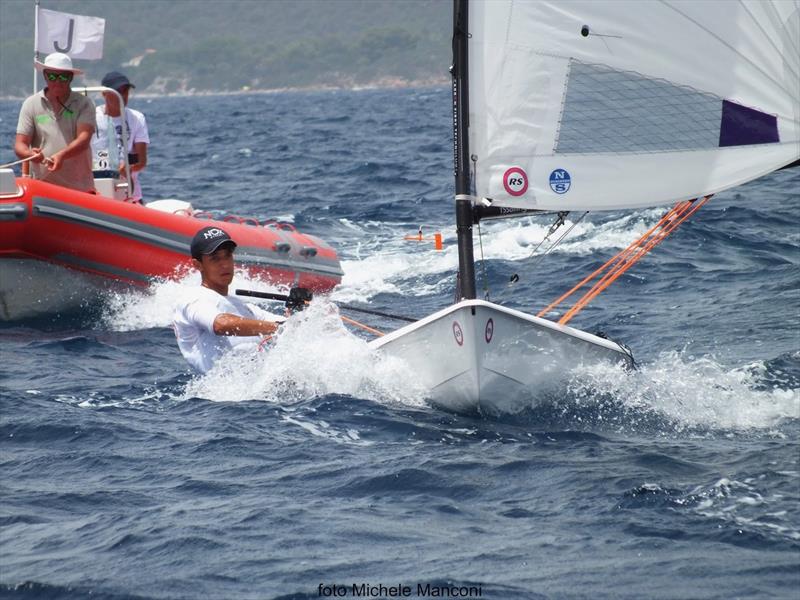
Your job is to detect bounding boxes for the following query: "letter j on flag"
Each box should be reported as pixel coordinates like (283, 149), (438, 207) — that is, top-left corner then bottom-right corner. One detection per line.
(36, 8), (105, 60)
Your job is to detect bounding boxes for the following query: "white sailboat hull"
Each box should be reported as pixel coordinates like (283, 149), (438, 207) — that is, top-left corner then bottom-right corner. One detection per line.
(370, 300), (632, 415)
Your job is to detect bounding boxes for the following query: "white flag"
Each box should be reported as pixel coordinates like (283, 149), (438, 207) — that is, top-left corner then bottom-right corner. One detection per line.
(36, 8), (105, 60)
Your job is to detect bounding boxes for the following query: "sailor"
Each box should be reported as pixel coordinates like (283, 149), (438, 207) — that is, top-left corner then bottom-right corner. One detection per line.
(173, 226), (285, 373)
(14, 52), (96, 192)
(92, 71), (150, 202)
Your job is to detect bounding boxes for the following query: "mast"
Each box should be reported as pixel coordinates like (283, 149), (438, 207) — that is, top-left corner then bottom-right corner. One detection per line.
(452, 0), (476, 300)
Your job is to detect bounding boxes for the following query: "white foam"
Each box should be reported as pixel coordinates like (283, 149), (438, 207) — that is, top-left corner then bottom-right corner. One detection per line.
(334, 248), (456, 303)
(463, 209), (666, 261)
(102, 269), (290, 331)
(281, 415), (373, 446)
(568, 350), (800, 432)
(688, 476), (800, 541)
(180, 300), (427, 407)
(333, 209), (667, 302)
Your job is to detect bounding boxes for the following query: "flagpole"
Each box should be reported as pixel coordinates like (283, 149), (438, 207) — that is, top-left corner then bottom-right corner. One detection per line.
(33, 0), (40, 94)
(25, 0), (41, 178)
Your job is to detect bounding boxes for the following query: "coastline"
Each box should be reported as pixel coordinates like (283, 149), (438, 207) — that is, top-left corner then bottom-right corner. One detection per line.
(0, 75), (449, 102)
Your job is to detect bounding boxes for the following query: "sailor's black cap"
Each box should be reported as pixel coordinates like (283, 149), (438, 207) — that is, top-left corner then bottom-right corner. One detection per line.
(190, 226), (237, 260)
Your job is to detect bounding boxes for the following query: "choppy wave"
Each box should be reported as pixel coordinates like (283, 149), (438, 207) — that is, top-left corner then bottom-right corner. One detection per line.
(620, 473), (800, 547)
(559, 350), (800, 434)
(333, 209), (672, 302)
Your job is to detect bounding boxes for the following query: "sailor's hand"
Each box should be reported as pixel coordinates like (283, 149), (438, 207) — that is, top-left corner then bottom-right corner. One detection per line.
(29, 148), (45, 164)
(46, 152), (64, 172)
(118, 162), (127, 178)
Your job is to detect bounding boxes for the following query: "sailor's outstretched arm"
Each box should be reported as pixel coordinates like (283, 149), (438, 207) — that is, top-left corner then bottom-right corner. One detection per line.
(212, 313), (282, 337)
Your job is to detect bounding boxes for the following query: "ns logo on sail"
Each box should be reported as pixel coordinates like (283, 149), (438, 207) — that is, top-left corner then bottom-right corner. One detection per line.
(549, 169), (571, 194)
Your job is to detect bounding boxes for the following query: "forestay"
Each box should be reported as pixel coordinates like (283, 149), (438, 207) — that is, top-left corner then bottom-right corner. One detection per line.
(468, 0), (800, 211)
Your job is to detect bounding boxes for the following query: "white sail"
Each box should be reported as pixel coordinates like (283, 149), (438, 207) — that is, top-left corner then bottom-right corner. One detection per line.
(468, 0), (800, 211)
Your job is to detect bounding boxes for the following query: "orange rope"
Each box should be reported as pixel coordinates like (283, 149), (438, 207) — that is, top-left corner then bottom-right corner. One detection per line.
(537, 196), (711, 325)
(537, 200), (691, 318)
(560, 201), (697, 322)
(341, 315), (384, 337)
(558, 196), (710, 324)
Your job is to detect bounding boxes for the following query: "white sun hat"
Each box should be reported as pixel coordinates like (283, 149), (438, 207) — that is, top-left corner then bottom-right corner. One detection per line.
(34, 52), (83, 75)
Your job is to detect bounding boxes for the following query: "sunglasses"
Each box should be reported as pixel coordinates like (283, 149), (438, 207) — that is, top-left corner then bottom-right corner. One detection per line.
(45, 72), (72, 82)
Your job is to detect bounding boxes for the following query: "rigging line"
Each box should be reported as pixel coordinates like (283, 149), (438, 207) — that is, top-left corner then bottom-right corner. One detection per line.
(527, 211), (569, 259)
(235, 288), (415, 322)
(559, 211), (690, 322)
(338, 304), (416, 323)
(558, 195), (712, 325)
(559, 197), (709, 324)
(476, 220), (490, 301)
(557, 200), (699, 321)
(529, 211), (588, 270)
(340, 315), (384, 337)
(536, 200), (693, 318)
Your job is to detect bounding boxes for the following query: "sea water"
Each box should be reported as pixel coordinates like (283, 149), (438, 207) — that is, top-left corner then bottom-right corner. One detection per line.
(0, 88), (798, 599)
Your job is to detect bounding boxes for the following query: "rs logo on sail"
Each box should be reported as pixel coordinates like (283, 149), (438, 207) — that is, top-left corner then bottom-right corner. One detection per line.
(502, 167), (528, 197)
(549, 169), (571, 194)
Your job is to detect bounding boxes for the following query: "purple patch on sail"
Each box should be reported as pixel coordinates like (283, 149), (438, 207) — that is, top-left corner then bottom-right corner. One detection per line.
(719, 100), (779, 147)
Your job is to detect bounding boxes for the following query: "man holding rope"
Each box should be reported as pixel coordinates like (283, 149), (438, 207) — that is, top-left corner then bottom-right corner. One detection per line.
(14, 52), (96, 193)
(173, 226), (286, 373)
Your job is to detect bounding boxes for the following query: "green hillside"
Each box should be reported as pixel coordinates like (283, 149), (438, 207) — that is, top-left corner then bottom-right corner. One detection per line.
(0, 0), (451, 96)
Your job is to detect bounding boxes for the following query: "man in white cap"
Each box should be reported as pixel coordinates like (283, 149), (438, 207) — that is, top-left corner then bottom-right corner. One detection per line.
(91, 71), (150, 202)
(173, 226), (286, 373)
(14, 52), (96, 193)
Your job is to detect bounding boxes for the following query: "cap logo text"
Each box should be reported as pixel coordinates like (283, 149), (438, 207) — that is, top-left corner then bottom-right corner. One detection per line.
(203, 228), (225, 239)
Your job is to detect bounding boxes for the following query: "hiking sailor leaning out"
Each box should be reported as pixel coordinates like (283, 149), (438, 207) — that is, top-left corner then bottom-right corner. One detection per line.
(173, 226), (286, 373)
(14, 52), (96, 193)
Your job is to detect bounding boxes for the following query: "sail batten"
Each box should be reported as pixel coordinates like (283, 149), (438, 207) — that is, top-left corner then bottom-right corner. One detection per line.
(468, 0), (800, 211)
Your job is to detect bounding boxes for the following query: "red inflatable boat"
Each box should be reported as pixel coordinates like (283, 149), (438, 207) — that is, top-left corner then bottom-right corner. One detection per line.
(0, 173), (343, 320)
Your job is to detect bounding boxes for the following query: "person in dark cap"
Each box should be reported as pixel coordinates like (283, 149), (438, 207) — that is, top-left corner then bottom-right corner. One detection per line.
(173, 226), (286, 373)
(91, 70), (149, 201)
